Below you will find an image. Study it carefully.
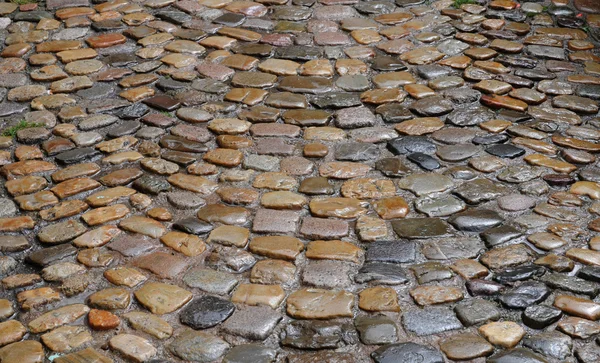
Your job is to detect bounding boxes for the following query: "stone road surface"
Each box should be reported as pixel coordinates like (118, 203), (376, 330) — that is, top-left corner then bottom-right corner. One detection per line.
(1, 0), (600, 361)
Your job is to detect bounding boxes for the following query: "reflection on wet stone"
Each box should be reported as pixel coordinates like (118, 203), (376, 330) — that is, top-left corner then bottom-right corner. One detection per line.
(0, 0), (599, 361)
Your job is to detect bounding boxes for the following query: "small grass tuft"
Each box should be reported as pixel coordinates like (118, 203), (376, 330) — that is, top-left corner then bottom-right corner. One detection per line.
(1, 120), (45, 137)
(582, 25), (591, 34)
(159, 111), (174, 118)
(452, 0), (476, 8)
(10, 0), (37, 5)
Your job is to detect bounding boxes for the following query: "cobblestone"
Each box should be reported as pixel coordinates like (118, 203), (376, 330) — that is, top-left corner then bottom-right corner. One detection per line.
(0, 0), (599, 361)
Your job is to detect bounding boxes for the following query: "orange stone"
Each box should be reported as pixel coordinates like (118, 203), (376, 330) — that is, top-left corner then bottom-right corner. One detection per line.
(88, 309), (120, 330)
(55, 7), (95, 20)
(86, 33), (126, 48)
(373, 196), (409, 219)
(0, 216), (35, 232)
(481, 94), (528, 112)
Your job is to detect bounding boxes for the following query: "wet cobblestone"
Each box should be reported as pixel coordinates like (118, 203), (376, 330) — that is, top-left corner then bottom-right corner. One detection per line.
(1, 0), (600, 361)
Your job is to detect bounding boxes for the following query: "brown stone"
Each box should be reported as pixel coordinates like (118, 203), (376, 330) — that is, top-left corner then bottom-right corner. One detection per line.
(0, 216), (35, 232)
(5, 175), (47, 196)
(305, 240), (362, 263)
(373, 196), (409, 219)
(480, 244), (535, 270)
(51, 177), (100, 199)
(160, 231), (206, 257)
(358, 286), (400, 312)
(104, 267), (147, 288)
(286, 288), (354, 319)
(251, 259), (296, 285)
(167, 173), (218, 194)
(479, 321), (525, 348)
(554, 295), (600, 320)
(249, 235), (304, 260)
(86, 186), (136, 207)
(81, 203), (129, 225)
(0, 341), (44, 363)
(134, 282), (192, 315)
(231, 283), (285, 308)
(29, 304), (89, 333)
(309, 197), (367, 219)
(409, 286), (463, 306)
(0, 320), (27, 347)
(119, 216), (166, 238)
(123, 312), (172, 339)
(86, 33), (127, 48)
(565, 248), (600, 266)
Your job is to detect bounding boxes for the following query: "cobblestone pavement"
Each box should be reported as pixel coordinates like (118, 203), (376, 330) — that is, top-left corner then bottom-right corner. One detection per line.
(1, 0), (600, 361)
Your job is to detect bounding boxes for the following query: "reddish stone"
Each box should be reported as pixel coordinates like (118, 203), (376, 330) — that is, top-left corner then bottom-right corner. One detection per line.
(86, 33), (127, 48)
(94, 68), (132, 82)
(261, 34), (293, 47)
(20, 3), (37, 11)
(88, 309), (120, 330)
(0, 216), (35, 232)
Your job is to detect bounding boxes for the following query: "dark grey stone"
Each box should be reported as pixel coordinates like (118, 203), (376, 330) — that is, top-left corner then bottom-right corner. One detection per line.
(409, 96), (454, 116)
(499, 282), (551, 309)
(522, 305), (562, 329)
(355, 263), (409, 285)
(365, 241), (416, 264)
(387, 136), (436, 155)
(448, 209), (503, 232)
(133, 175), (171, 195)
(334, 143), (379, 161)
(27, 245), (77, 266)
(391, 218), (452, 239)
(281, 321), (356, 349)
(455, 299), (501, 327)
(108, 121), (141, 137)
(222, 344), (277, 363)
(488, 348), (549, 363)
(522, 331), (572, 360)
(540, 272), (599, 297)
(55, 148), (100, 164)
(372, 342), (443, 363)
(407, 152), (440, 170)
(486, 144), (526, 158)
(494, 265), (545, 284)
(173, 218), (213, 235)
(481, 225), (522, 247)
(180, 296), (235, 329)
(447, 107), (495, 126)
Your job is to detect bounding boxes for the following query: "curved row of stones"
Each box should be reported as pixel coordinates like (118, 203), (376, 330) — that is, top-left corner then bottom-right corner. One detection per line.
(1, 0), (600, 361)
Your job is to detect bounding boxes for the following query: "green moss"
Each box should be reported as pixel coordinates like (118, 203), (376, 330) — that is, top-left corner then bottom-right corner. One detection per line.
(10, 0), (37, 5)
(1, 120), (45, 137)
(452, 0), (476, 8)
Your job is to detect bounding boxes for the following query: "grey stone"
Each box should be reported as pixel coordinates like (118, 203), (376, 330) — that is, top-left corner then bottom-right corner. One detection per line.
(302, 260), (351, 288)
(455, 299), (501, 326)
(169, 331), (229, 362)
(0, 198), (17, 218)
(372, 342), (444, 363)
(183, 268), (238, 294)
(222, 345), (277, 363)
(222, 305), (282, 340)
(355, 315), (398, 345)
(402, 307), (463, 336)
